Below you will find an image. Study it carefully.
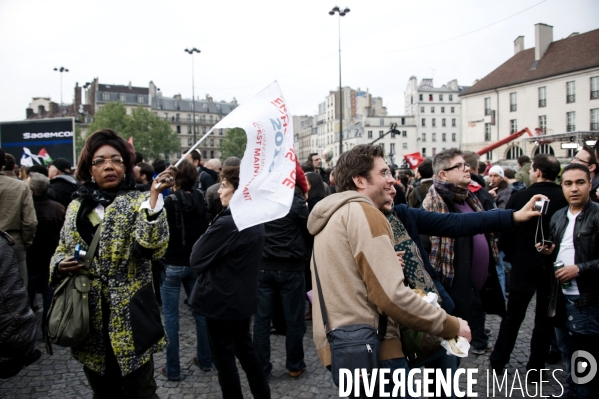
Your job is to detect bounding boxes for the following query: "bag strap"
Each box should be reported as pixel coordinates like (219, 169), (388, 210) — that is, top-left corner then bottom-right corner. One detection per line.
(312, 250), (387, 340)
(83, 224), (102, 270)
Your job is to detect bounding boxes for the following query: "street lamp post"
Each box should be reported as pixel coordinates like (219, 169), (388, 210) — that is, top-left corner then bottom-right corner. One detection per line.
(184, 48), (201, 144)
(329, 6), (350, 159)
(53, 66), (69, 112)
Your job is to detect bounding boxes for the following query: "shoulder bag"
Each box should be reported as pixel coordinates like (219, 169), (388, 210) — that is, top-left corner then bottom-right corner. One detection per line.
(45, 224), (102, 354)
(313, 251), (387, 387)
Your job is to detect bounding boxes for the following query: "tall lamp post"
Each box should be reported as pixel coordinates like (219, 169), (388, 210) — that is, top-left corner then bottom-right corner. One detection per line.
(53, 66), (69, 112)
(184, 48), (201, 144)
(329, 6), (350, 159)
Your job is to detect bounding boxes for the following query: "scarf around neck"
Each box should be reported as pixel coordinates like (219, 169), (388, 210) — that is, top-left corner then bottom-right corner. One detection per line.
(422, 178), (498, 286)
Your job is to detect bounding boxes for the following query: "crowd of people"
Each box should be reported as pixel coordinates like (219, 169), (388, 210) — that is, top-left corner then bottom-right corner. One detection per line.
(1, 130), (598, 398)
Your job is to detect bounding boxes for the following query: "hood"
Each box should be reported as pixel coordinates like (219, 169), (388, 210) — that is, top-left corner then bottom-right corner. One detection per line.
(176, 189), (204, 212)
(53, 174), (78, 185)
(204, 168), (219, 180)
(307, 191), (373, 236)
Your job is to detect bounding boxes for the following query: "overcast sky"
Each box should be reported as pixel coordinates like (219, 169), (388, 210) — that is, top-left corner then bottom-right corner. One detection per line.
(1, 0), (597, 123)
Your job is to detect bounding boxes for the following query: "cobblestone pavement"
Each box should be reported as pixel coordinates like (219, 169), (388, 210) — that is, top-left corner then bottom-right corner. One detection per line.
(1, 293), (571, 398)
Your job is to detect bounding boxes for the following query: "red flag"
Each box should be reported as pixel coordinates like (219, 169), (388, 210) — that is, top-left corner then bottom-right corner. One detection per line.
(404, 152), (425, 170)
(128, 136), (133, 145)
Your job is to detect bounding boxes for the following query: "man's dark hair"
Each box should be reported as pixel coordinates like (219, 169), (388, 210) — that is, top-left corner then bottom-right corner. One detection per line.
(308, 153), (318, 164)
(77, 129), (135, 183)
(137, 162), (154, 182)
(223, 157), (241, 167)
(152, 159), (166, 175)
(517, 155), (531, 166)
(135, 151), (144, 165)
(577, 145), (597, 168)
(3, 153), (16, 171)
(478, 161), (486, 174)
(301, 161), (315, 173)
(462, 151), (480, 172)
(418, 159), (433, 179)
(532, 154), (560, 182)
(561, 163), (591, 182)
(432, 148), (463, 175)
(189, 149), (202, 164)
(174, 159), (198, 191)
(594, 140), (599, 161)
(28, 164), (49, 177)
(335, 144), (384, 192)
(504, 168), (516, 179)
(220, 166), (240, 190)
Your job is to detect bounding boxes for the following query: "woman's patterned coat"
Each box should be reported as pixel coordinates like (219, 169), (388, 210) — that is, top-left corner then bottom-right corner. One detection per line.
(50, 190), (169, 376)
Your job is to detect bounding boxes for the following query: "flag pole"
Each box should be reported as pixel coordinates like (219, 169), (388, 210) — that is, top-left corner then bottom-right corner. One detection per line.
(154, 127), (216, 189)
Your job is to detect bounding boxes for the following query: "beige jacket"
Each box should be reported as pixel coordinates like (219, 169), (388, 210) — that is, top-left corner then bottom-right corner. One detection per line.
(308, 191), (459, 367)
(0, 173), (37, 247)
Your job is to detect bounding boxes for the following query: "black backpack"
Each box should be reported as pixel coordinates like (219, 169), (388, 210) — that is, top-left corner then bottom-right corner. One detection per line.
(169, 189), (208, 251)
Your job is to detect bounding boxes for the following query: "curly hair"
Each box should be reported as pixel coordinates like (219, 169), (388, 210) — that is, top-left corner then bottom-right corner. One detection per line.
(220, 166), (240, 191)
(77, 129), (135, 183)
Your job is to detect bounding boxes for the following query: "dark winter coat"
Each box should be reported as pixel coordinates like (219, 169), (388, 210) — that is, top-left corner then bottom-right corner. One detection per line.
(48, 174), (78, 209)
(198, 167), (218, 193)
(0, 230), (37, 379)
(190, 208), (265, 320)
(26, 196), (66, 276)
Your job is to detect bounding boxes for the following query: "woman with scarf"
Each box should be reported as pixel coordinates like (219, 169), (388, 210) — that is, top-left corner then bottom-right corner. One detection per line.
(50, 129), (175, 398)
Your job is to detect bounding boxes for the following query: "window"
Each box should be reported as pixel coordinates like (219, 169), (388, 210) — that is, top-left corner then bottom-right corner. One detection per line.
(219, 128), (224, 135)
(203, 151), (207, 159)
(432, 118), (436, 127)
(432, 133), (437, 142)
(379, 131), (384, 138)
(441, 107), (445, 113)
(485, 123), (492, 141)
(209, 115), (213, 123)
(506, 146), (524, 160)
(403, 143), (408, 149)
(452, 133), (456, 142)
(401, 118), (405, 125)
(402, 131), (407, 137)
(432, 148), (437, 156)
(164, 113), (168, 120)
(591, 109), (599, 130)
(442, 133), (447, 141)
(538, 87), (547, 107)
(421, 106), (425, 113)
(567, 111), (576, 131)
(422, 148), (427, 156)
(176, 113), (180, 121)
(210, 151), (214, 159)
(592, 77), (599, 99)
(187, 138), (192, 146)
(220, 139), (223, 146)
(421, 118), (426, 127)
(431, 107), (435, 113)
(368, 131), (373, 139)
(380, 118), (385, 126)
(449, 95), (453, 101)
(429, 94), (433, 101)
(419, 94), (423, 101)
(176, 125), (181, 134)
(487, 151), (493, 161)
(510, 119), (518, 133)
(422, 133), (426, 142)
(187, 114), (192, 122)
(439, 94), (443, 101)
(452, 118), (456, 127)
(137, 95), (144, 104)
(484, 97), (491, 115)
(510, 92), (517, 112)
(442, 118), (446, 127)
(120, 94), (126, 102)
(567, 81), (576, 103)
(539, 115), (547, 133)
(187, 125), (192, 134)
(451, 107), (455, 113)
(102, 92), (110, 101)
(209, 139), (214, 147)
(391, 130), (396, 139)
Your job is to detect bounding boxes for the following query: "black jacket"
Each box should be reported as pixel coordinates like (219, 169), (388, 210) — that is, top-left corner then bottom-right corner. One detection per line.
(163, 189), (208, 266)
(26, 196), (66, 275)
(261, 193), (309, 271)
(498, 182), (568, 294)
(549, 200), (599, 308)
(0, 230), (36, 379)
(190, 208), (265, 320)
(197, 167), (218, 193)
(48, 175), (78, 209)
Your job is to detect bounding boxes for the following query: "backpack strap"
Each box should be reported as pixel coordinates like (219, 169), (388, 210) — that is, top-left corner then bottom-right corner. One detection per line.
(171, 191), (187, 246)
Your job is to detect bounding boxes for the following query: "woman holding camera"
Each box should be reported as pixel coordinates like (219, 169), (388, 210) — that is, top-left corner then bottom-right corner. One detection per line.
(50, 129), (176, 398)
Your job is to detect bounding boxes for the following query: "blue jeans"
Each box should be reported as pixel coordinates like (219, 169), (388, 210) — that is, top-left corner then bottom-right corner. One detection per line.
(27, 272), (54, 337)
(160, 265), (211, 379)
(496, 251), (507, 299)
(555, 326), (576, 396)
(420, 353), (458, 399)
(253, 270), (306, 374)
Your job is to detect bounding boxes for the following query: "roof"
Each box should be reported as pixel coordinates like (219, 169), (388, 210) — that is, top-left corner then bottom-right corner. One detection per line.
(98, 84), (149, 95)
(152, 97), (237, 114)
(461, 28), (599, 96)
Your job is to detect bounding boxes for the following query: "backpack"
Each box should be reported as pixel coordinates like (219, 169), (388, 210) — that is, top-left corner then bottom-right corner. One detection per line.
(169, 189), (208, 251)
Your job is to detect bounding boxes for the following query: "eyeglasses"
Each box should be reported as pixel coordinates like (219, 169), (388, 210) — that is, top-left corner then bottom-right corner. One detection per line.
(91, 157), (124, 166)
(379, 169), (393, 178)
(572, 156), (590, 164)
(443, 162), (470, 172)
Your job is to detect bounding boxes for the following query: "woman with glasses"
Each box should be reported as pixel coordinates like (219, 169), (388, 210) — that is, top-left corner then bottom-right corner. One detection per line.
(50, 129), (176, 398)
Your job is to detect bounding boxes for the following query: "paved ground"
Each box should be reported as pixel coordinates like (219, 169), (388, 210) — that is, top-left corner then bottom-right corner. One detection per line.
(1, 293), (571, 398)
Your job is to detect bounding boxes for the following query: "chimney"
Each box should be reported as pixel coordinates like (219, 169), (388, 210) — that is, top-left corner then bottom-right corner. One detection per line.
(50, 102), (59, 115)
(26, 108), (34, 118)
(128, 81), (132, 90)
(38, 105), (45, 115)
(514, 36), (525, 55)
(535, 23), (553, 61)
(568, 32), (579, 38)
(74, 82), (82, 111)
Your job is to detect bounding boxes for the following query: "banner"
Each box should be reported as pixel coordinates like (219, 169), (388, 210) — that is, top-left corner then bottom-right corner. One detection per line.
(211, 81), (296, 231)
(0, 118), (75, 166)
(404, 152), (425, 170)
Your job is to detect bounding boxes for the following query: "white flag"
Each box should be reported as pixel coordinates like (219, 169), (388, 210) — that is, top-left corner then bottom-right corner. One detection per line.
(212, 81), (297, 231)
(21, 147), (41, 167)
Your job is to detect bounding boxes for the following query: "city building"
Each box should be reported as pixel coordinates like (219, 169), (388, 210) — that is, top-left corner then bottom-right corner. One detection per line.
(460, 24), (599, 161)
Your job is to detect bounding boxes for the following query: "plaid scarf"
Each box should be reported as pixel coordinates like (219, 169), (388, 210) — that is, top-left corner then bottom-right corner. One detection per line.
(422, 178), (499, 286)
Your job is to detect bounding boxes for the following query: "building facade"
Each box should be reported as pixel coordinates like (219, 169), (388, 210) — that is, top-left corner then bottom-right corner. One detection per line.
(460, 24), (599, 161)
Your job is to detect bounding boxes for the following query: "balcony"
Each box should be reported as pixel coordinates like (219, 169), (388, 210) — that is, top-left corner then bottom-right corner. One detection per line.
(510, 104), (517, 112)
(538, 99), (546, 107)
(567, 95), (576, 103)
(592, 90), (599, 100)
(567, 124), (576, 132)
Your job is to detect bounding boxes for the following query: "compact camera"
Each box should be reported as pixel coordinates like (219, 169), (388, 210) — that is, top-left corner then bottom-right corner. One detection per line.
(74, 244), (87, 261)
(534, 198), (550, 214)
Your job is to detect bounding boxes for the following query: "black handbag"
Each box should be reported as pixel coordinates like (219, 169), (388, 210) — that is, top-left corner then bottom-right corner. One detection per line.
(312, 251), (387, 387)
